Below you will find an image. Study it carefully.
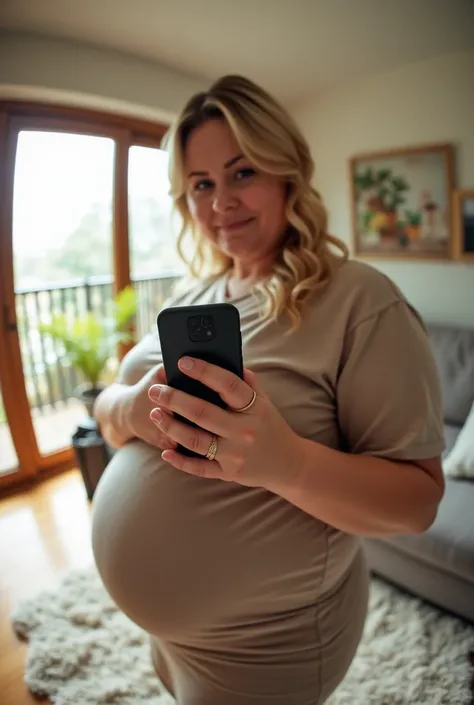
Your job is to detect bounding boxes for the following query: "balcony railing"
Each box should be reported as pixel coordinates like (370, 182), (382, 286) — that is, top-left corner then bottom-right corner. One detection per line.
(13, 273), (179, 415)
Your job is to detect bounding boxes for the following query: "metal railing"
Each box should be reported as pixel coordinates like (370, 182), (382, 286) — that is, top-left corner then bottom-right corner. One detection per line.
(13, 273), (179, 414)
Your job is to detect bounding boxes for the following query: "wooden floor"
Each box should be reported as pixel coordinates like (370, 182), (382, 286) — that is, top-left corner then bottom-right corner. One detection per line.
(0, 469), (94, 705)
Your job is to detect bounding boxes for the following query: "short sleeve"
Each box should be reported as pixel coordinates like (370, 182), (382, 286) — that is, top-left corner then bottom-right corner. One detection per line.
(336, 301), (445, 460)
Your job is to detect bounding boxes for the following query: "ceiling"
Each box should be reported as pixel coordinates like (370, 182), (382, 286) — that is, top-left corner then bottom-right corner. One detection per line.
(1, 0), (473, 104)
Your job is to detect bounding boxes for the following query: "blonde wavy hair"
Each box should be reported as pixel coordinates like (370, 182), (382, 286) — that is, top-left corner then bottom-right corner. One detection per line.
(162, 75), (348, 330)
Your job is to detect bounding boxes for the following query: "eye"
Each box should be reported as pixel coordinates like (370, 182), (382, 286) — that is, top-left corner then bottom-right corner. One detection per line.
(193, 179), (214, 192)
(235, 167), (256, 181)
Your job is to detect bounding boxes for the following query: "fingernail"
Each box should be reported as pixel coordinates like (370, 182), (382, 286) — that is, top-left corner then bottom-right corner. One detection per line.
(151, 409), (162, 424)
(149, 385), (162, 402)
(179, 356), (194, 370)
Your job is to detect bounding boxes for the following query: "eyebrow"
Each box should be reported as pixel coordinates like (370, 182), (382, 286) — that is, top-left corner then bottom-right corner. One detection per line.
(187, 154), (244, 178)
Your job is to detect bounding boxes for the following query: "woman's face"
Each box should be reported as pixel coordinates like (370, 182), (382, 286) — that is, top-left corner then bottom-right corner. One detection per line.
(184, 119), (287, 266)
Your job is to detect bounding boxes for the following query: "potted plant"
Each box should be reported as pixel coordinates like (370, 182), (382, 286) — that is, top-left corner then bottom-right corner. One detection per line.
(39, 285), (137, 416)
(355, 167), (409, 239)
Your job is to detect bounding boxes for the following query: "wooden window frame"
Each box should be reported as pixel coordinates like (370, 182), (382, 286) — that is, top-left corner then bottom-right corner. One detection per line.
(0, 101), (169, 494)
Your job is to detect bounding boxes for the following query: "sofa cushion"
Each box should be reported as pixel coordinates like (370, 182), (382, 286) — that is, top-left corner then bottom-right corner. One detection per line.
(425, 323), (474, 426)
(380, 479), (474, 585)
(443, 402), (474, 480)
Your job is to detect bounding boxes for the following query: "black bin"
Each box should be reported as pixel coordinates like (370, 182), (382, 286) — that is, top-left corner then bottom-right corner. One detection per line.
(72, 417), (114, 500)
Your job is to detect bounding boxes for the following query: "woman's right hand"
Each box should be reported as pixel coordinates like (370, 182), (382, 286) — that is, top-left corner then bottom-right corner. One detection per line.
(124, 366), (177, 450)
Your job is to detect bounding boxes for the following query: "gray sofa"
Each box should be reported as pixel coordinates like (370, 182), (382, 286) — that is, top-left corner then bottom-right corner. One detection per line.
(365, 323), (474, 624)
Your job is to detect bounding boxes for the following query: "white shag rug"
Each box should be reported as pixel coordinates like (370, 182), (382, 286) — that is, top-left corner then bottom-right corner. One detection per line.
(11, 566), (474, 705)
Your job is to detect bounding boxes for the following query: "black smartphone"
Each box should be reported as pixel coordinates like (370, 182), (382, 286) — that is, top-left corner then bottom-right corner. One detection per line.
(157, 303), (244, 457)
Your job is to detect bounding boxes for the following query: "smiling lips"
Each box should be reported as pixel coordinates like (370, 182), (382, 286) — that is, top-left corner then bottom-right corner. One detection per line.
(217, 217), (255, 233)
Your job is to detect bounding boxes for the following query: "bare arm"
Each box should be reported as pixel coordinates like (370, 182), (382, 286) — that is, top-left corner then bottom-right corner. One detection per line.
(271, 440), (445, 537)
(93, 366), (175, 450)
(93, 382), (135, 449)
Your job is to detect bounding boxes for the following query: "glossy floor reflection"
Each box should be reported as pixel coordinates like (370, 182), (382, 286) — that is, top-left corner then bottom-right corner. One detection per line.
(0, 469), (93, 704)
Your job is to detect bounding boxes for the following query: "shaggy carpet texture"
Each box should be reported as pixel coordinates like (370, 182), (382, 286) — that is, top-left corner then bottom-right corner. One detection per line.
(11, 566), (474, 705)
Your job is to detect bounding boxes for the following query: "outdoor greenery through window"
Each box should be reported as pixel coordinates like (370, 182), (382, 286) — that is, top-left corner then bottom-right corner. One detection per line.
(13, 131), (115, 287)
(0, 103), (187, 484)
(8, 129), (181, 461)
(12, 131), (116, 456)
(128, 145), (184, 336)
(128, 145), (183, 278)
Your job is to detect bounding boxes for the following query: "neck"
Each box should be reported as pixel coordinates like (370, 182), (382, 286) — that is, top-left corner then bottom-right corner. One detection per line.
(230, 256), (273, 284)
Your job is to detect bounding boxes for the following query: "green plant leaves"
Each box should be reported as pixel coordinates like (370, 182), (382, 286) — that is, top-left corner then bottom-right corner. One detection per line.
(39, 285), (137, 387)
(391, 176), (409, 192)
(355, 165), (411, 215)
(404, 209), (422, 226)
(114, 285), (138, 332)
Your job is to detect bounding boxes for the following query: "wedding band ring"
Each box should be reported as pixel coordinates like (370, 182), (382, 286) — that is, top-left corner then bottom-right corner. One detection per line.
(205, 434), (218, 461)
(232, 389), (257, 414)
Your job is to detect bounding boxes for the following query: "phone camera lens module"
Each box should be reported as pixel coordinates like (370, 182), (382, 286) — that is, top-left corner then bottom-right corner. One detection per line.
(187, 314), (215, 342)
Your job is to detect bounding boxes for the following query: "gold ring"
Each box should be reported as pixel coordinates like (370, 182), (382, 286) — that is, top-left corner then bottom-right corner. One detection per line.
(205, 434), (218, 461)
(232, 389), (257, 413)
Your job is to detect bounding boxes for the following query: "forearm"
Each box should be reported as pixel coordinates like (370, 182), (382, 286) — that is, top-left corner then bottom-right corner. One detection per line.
(93, 383), (135, 449)
(272, 437), (444, 537)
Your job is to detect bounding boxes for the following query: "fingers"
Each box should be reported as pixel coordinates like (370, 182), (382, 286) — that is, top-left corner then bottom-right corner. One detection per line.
(177, 357), (258, 411)
(148, 384), (234, 438)
(161, 449), (218, 479)
(143, 406), (176, 450)
(155, 409), (177, 450)
(150, 408), (215, 458)
(140, 424), (176, 451)
(155, 365), (167, 384)
(157, 433), (177, 451)
(243, 367), (260, 390)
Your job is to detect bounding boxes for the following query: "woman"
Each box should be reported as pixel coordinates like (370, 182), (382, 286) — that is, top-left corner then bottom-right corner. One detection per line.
(91, 75), (445, 704)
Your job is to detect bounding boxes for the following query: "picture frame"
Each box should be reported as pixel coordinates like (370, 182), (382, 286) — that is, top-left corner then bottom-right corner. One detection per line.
(349, 143), (454, 260)
(452, 189), (474, 262)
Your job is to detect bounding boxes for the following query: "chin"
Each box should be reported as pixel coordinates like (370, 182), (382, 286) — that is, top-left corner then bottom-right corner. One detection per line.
(217, 235), (256, 258)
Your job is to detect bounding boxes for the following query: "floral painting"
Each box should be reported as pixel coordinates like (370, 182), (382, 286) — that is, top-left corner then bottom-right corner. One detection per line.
(350, 144), (454, 259)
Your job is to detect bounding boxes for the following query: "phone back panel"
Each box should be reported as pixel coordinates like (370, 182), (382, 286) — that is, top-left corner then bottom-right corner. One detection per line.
(157, 303), (243, 412)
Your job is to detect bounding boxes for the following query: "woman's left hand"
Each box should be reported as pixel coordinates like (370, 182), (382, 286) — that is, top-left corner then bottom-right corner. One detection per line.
(148, 356), (303, 490)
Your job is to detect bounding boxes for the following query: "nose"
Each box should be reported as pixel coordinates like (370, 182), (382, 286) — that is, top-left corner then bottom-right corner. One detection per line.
(212, 184), (238, 213)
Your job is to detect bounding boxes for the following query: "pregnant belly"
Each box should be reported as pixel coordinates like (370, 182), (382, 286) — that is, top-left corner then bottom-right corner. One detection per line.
(91, 441), (343, 642)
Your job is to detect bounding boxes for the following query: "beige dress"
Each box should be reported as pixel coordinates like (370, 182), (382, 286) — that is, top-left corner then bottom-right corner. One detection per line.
(91, 260), (445, 704)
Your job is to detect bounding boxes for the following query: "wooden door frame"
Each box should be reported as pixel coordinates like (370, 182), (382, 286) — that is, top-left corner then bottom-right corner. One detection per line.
(0, 109), (39, 484)
(0, 101), (168, 493)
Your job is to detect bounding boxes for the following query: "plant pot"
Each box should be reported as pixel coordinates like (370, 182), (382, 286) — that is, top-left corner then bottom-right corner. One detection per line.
(74, 382), (106, 418)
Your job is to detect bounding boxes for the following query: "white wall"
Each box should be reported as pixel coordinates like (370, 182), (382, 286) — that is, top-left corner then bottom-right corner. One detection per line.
(295, 49), (474, 328)
(0, 31), (208, 122)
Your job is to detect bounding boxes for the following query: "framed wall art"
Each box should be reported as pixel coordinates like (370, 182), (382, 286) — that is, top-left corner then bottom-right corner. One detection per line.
(452, 189), (474, 262)
(349, 143), (454, 259)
